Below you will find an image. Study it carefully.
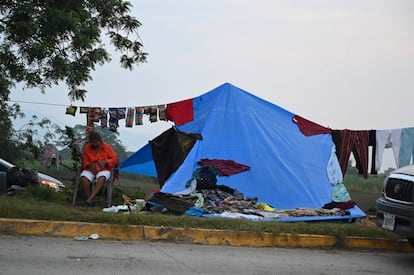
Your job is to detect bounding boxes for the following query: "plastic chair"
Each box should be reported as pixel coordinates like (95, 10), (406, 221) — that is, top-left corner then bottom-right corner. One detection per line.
(72, 164), (118, 207)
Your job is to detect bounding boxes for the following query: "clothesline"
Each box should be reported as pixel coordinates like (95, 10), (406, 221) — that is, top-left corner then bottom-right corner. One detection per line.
(293, 115), (414, 177)
(8, 98), (194, 129)
(10, 99), (413, 174)
(8, 99), (168, 109)
(9, 100), (69, 107)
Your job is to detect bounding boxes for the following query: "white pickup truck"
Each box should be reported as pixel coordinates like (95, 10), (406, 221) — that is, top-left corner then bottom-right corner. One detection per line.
(376, 165), (414, 247)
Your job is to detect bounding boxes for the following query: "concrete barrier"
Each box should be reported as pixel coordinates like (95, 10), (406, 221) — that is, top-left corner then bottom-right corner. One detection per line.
(0, 218), (413, 252)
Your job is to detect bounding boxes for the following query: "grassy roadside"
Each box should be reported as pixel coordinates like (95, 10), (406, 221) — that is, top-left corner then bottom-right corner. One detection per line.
(0, 172), (404, 242)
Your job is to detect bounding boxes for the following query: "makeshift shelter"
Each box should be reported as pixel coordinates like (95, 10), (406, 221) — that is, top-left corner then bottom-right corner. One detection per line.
(121, 83), (365, 221)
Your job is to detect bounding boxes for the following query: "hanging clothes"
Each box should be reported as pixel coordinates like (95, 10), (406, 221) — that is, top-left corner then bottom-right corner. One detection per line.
(376, 129), (402, 171)
(327, 145), (343, 185)
(65, 106), (77, 116)
(86, 107), (101, 137)
(149, 106), (158, 123)
(100, 108), (108, 128)
(331, 130), (341, 159)
(38, 144), (60, 169)
(150, 127), (202, 187)
(165, 98), (194, 126)
(108, 107), (126, 132)
(158, 104), (166, 121)
(135, 107), (144, 125)
(398, 127), (414, 168)
(332, 129), (369, 178)
(125, 108), (134, 127)
(368, 130), (377, 175)
(292, 115), (331, 136)
(79, 106), (89, 113)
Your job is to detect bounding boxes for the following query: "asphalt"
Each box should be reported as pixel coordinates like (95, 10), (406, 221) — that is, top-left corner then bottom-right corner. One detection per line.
(0, 217), (413, 253)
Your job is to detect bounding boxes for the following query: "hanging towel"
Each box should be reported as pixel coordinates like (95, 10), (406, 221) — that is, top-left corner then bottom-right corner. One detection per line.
(165, 98), (194, 126)
(109, 107), (126, 132)
(158, 104), (166, 121)
(143, 106), (151, 115)
(65, 106), (77, 116)
(86, 107), (101, 136)
(399, 127), (414, 167)
(149, 106), (158, 123)
(79, 106), (89, 113)
(135, 107), (144, 125)
(125, 108), (134, 127)
(100, 108), (108, 128)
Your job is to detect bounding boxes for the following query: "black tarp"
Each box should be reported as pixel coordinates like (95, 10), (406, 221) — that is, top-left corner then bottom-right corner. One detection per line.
(150, 127), (202, 187)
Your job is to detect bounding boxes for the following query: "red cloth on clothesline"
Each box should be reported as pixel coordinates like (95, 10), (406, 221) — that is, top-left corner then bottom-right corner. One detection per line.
(292, 115), (331, 136)
(165, 98), (194, 126)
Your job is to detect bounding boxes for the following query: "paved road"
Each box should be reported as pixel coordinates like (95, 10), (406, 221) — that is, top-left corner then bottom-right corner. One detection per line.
(1, 235), (413, 274)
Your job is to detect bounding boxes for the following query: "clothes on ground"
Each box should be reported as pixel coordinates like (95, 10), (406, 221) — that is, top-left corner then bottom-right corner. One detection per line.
(146, 192), (198, 214)
(322, 200), (356, 210)
(144, 183), (353, 220)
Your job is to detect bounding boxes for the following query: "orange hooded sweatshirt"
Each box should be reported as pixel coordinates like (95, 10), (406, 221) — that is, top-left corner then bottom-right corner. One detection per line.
(82, 142), (118, 174)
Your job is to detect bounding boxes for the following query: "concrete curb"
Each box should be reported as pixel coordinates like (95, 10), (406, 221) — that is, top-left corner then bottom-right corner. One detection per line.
(0, 218), (413, 252)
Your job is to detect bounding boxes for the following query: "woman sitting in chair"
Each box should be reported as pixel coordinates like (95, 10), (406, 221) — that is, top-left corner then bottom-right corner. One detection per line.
(80, 131), (118, 206)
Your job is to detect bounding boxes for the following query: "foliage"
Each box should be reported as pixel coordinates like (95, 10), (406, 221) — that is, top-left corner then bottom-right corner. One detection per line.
(60, 124), (128, 160)
(0, 0), (146, 100)
(344, 174), (384, 193)
(20, 185), (67, 202)
(0, 1), (146, 159)
(11, 115), (62, 160)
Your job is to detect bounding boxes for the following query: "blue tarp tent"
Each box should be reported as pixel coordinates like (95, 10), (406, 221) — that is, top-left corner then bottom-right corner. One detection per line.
(121, 83), (365, 220)
(119, 143), (157, 176)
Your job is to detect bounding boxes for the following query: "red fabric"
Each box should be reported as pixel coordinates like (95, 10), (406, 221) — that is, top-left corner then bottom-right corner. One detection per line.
(165, 98), (194, 126)
(198, 158), (250, 176)
(336, 200), (356, 210)
(292, 115), (331, 136)
(338, 129), (369, 178)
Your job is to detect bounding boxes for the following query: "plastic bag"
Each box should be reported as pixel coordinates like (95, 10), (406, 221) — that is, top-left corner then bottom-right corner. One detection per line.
(6, 166), (39, 188)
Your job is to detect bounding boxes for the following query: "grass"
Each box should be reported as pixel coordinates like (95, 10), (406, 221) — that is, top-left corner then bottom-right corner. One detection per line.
(0, 171), (404, 242)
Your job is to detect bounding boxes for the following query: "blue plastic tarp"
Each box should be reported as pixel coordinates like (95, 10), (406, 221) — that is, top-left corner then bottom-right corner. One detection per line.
(121, 83), (366, 221)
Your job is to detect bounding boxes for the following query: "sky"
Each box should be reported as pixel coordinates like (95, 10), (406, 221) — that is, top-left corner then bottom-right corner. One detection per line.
(9, 0), (414, 170)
